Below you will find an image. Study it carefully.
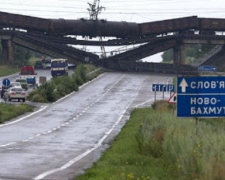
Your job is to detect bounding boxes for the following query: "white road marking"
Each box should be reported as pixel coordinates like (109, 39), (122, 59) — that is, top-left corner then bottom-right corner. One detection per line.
(54, 91), (75, 104)
(79, 74), (104, 89)
(33, 104), (129, 180)
(52, 74), (104, 104)
(0, 142), (16, 147)
(0, 73), (106, 148)
(33, 75), (140, 180)
(22, 139), (29, 142)
(0, 106), (48, 128)
(134, 98), (155, 108)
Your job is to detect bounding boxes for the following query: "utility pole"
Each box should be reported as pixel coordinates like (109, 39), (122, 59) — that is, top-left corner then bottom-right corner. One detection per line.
(87, 0), (106, 58)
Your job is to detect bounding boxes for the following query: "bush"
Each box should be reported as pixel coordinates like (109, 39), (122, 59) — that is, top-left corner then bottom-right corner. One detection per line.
(136, 111), (171, 158)
(151, 100), (175, 111)
(28, 64), (101, 103)
(43, 83), (56, 102)
(29, 93), (47, 102)
(137, 107), (225, 179)
(75, 64), (86, 82)
(72, 72), (84, 86)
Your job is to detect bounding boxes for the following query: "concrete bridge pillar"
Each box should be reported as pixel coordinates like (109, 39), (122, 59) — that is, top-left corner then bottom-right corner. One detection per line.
(173, 44), (185, 64)
(1, 39), (14, 63)
(173, 46), (179, 64)
(180, 45), (185, 64)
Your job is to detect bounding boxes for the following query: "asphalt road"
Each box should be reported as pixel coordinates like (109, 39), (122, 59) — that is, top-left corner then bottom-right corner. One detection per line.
(0, 72), (174, 180)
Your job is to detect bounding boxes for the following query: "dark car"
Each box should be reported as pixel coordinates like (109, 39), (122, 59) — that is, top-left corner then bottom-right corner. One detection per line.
(0, 85), (9, 98)
(34, 61), (43, 69)
(15, 78), (28, 90)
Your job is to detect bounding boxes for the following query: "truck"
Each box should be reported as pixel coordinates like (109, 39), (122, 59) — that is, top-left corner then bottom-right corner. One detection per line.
(19, 65), (36, 85)
(51, 59), (68, 77)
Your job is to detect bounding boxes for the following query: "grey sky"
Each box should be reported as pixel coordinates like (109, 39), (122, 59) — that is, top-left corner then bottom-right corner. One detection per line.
(1, 0), (224, 21)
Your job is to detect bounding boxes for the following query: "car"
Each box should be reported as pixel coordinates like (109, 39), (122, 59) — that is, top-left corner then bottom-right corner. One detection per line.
(34, 60), (43, 69)
(15, 78), (28, 90)
(9, 82), (22, 88)
(3, 86), (27, 102)
(0, 85), (9, 98)
(42, 59), (51, 69)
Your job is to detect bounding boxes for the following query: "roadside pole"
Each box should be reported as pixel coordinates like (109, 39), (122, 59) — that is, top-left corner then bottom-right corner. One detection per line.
(195, 117), (199, 135)
(154, 91), (156, 102)
(168, 92), (177, 115)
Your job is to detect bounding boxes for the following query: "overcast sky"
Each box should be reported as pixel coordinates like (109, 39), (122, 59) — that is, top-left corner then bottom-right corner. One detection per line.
(1, 0), (224, 62)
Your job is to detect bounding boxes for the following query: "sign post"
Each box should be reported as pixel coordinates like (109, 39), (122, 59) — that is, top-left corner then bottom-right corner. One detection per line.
(2, 78), (10, 104)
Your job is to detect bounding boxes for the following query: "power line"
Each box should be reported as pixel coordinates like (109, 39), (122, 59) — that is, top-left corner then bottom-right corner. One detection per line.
(1, 0), (224, 21)
(1, 7), (224, 14)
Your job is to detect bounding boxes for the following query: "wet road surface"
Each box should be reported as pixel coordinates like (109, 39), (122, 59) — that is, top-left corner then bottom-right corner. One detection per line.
(0, 72), (174, 180)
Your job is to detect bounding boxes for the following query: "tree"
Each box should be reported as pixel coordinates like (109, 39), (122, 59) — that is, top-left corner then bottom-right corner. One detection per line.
(13, 45), (33, 65)
(161, 49), (173, 63)
(162, 44), (215, 64)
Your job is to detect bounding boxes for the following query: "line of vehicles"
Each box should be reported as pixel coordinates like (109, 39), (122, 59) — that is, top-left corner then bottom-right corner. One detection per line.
(0, 58), (72, 102)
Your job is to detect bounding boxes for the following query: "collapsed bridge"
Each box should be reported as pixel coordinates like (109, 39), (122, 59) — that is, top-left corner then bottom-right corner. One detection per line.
(1, 11), (225, 74)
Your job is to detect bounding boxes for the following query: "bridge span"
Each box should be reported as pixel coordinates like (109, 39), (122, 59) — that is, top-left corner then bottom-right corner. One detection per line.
(1, 11), (225, 73)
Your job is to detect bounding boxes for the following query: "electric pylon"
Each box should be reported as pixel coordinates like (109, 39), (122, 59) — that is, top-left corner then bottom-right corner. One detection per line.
(87, 0), (106, 58)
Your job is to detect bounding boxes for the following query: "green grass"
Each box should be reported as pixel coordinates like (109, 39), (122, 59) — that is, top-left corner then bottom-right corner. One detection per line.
(0, 103), (34, 124)
(74, 108), (177, 180)
(74, 101), (225, 180)
(0, 65), (19, 77)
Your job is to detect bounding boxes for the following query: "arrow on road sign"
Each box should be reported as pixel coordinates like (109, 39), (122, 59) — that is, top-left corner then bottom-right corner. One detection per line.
(179, 78), (188, 93)
(2, 78), (10, 87)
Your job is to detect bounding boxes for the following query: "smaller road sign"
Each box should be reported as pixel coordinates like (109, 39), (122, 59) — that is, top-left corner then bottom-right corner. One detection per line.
(168, 92), (177, 104)
(2, 78), (10, 87)
(152, 84), (174, 92)
(198, 66), (216, 72)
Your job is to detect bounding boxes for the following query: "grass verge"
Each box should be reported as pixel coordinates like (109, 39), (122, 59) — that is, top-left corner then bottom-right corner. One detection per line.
(74, 100), (225, 180)
(74, 108), (177, 180)
(0, 103), (34, 124)
(0, 65), (19, 77)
